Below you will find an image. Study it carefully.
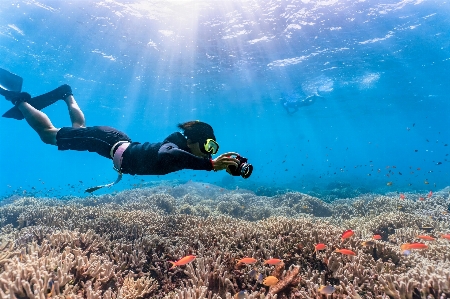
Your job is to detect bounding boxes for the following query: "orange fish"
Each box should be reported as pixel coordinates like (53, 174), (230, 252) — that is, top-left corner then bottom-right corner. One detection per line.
(373, 235), (382, 240)
(264, 258), (283, 265)
(401, 243), (428, 250)
(409, 243), (428, 249)
(440, 234), (450, 240)
(315, 243), (327, 251)
(341, 229), (354, 241)
(416, 235), (435, 241)
(237, 257), (257, 264)
(335, 248), (356, 255)
(427, 191), (433, 198)
(262, 276), (279, 286)
(400, 243), (411, 251)
(169, 255), (196, 269)
(419, 197), (425, 201)
(399, 194), (405, 200)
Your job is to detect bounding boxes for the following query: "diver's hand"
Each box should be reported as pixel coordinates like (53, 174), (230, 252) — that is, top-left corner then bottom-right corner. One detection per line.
(212, 152), (240, 172)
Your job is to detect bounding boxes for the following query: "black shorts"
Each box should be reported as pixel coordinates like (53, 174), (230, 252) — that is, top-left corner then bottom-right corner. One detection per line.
(56, 126), (132, 159)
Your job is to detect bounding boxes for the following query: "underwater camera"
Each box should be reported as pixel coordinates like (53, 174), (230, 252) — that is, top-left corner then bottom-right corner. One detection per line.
(228, 155), (253, 179)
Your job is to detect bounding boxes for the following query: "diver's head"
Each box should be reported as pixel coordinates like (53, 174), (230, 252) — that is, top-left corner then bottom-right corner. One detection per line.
(178, 121), (219, 158)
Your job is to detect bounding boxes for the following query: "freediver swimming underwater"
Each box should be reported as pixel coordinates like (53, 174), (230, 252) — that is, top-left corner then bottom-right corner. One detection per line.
(280, 92), (325, 115)
(0, 68), (253, 193)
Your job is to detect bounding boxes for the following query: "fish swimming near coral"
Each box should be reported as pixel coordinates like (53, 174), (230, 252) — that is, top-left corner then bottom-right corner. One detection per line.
(264, 258), (283, 265)
(341, 229), (354, 241)
(401, 243), (428, 250)
(248, 269), (263, 282)
(248, 268), (258, 279)
(315, 243), (327, 251)
(399, 193), (405, 200)
(400, 243), (410, 251)
(237, 257), (257, 265)
(373, 234), (382, 240)
(427, 190), (433, 198)
(335, 248), (356, 255)
(441, 234), (450, 240)
(318, 285), (336, 295)
(416, 235), (435, 241)
(257, 273), (263, 283)
(234, 290), (248, 299)
(169, 255), (196, 269)
(263, 276), (279, 286)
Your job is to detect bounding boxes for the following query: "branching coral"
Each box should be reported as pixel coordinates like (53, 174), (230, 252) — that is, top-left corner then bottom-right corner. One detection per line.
(0, 185), (448, 298)
(118, 275), (158, 299)
(0, 241), (17, 267)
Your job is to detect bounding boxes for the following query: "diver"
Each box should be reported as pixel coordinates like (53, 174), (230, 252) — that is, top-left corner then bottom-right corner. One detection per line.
(281, 93), (324, 115)
(0, 69), (252, 192)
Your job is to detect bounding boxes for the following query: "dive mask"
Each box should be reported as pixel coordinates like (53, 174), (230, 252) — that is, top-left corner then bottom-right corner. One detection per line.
(203, 138), (219, 155)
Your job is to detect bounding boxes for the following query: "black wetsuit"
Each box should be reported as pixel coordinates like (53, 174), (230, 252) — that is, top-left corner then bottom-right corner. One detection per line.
(56, 126), (213, 175)
(121, 132), (213, 175)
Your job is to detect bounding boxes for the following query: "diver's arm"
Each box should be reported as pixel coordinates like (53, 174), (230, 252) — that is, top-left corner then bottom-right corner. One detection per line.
(158, 144), (239, 172)
(158, 143), (213, 170)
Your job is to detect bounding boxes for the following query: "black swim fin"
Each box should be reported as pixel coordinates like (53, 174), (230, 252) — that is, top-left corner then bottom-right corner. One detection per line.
(2, 84), (73, 120)
(0, 68), (23, 93)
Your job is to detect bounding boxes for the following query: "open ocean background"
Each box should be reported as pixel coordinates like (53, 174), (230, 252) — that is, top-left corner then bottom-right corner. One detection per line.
(0, 0), (449, 200)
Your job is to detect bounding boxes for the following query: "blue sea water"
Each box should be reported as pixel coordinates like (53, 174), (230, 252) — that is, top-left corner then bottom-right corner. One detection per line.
(0, 0), (449, 199)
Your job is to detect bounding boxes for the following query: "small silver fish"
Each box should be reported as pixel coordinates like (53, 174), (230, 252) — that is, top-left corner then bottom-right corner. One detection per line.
(319, 285), (336, 295)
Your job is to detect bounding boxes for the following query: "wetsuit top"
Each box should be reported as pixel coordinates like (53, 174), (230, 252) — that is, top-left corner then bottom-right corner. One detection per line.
(120, 132), (213, 175)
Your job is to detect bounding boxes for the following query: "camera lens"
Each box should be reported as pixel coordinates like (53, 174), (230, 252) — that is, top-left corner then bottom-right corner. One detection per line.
(240, 163), (253, 179)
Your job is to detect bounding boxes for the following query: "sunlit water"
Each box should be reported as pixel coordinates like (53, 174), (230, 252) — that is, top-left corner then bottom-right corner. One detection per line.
(0, 0), (449, 199)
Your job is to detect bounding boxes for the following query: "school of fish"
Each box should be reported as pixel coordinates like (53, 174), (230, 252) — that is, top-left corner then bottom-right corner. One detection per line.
(167, 228), (450, 298)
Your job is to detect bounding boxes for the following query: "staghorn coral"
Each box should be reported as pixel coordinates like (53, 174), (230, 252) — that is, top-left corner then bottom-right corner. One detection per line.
(0, 183), (448, 298)
(0, 240), (17, 267)
(118, 275), (158, 299)
(0, 231), (121, 299)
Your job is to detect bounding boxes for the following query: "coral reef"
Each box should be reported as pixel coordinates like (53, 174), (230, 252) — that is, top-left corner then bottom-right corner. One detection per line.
(0, 182), (449, 298)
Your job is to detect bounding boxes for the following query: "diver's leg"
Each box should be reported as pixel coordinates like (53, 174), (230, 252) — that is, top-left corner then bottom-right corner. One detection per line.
(16, 102), (58, 145)
(64, 95), (85, 128)
(283, 102), (290, 114)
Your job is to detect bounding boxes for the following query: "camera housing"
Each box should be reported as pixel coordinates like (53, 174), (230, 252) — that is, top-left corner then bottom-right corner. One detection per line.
(227, 155), (253, 179)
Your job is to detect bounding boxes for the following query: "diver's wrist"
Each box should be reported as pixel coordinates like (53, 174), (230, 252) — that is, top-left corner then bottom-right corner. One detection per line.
(210, 158), (217, 171)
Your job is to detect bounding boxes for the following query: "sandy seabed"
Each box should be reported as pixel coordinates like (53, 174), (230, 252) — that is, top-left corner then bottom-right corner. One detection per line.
(0, 182), (449, 299)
